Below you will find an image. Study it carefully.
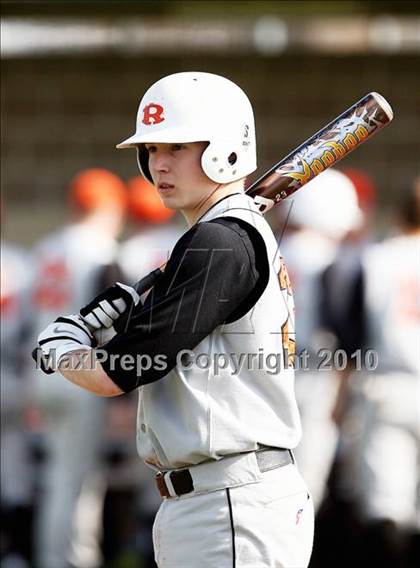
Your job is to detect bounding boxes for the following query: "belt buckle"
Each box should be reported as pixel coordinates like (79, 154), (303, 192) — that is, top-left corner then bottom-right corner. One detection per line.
(155, 471), (170, 498)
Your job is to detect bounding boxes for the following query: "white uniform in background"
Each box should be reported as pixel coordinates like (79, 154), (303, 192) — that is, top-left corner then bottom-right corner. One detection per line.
(117, 223), (184, 564)
(1, 241), (33, 512)
(279, 169), (362, 509)
(280, 229), (341, 509)
(116, 178), (186, 561)
(344, 232), (420, 528)
(119, 224), (184, 284)
(31, 222), (119, 568)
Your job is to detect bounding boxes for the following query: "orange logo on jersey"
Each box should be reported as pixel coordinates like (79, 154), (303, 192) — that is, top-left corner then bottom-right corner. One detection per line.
(281, 318), (296, 368)
(278, 257), (293, 296)
(142, 103), (165, 125)
(278, 257), (295, 367)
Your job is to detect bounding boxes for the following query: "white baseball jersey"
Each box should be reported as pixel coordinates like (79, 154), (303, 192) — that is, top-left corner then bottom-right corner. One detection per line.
(339, 232), (420, 527)
(135, 193), (301, 469)
(32, 222), (118, 321)
(31, 222), (118, 568)
(119, 224), (185, 284)
(31, 221), (119, 401)
(362, 233), (420, 375)
(1, 241), (33, 506)
(1, 241), (32, 377)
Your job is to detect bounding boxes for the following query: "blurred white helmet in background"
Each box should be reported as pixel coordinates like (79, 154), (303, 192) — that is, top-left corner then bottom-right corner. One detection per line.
(287, 169), (362, 240)
(117, 71), (257, 184)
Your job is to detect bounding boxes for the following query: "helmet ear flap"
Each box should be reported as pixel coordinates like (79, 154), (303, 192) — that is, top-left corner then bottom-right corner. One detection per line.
(201, 141), (249, 184)
(136, 145), (153, 184)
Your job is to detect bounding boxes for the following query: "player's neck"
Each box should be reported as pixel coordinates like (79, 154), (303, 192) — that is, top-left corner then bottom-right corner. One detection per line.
(183, 181), (245, 227)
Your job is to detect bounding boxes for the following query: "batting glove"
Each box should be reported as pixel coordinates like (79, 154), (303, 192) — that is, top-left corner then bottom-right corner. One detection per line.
(80, 282), (140, 331)
(34, 314), (96, 373)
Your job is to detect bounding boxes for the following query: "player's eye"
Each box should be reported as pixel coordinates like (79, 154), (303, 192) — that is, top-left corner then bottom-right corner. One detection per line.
(172, 144), (185, 151)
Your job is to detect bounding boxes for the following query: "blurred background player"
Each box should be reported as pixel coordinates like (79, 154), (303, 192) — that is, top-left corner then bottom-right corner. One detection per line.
(276, 169), (362, 510)
(334, 177), (420, 567)
(322, 168), (377, 407)
(29, 168), (127, 568)
(342, 169), (377, 234)
(1, 221), (33, 568)
(305, 170), (378, 568)
(119, 175), (183, 282)
(104, 176), (182, 567)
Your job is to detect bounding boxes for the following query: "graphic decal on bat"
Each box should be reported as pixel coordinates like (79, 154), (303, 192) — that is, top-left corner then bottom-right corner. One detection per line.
(274, 104), (381, 190)
(246, 92), (392, 212)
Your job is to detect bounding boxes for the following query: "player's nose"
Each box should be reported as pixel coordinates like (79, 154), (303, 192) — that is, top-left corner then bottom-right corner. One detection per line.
(151, 150), (171, 173)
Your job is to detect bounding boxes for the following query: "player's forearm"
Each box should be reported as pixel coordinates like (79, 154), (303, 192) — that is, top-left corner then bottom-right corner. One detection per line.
(58, 349), (124, 397)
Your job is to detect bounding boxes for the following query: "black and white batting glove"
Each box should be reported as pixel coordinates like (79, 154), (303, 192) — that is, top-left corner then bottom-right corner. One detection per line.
(80, 282), (140, 332)
(34, 314), (96, 373)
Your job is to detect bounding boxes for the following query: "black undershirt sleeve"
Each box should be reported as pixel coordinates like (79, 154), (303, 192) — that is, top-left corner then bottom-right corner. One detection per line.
(101, 218), (268, 392)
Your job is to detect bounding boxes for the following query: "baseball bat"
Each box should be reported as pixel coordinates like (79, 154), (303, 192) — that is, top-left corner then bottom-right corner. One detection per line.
(246, 91), (393, 213)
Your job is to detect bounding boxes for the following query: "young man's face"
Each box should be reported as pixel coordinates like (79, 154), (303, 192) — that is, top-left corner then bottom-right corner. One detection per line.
(145, 141), (216, 213)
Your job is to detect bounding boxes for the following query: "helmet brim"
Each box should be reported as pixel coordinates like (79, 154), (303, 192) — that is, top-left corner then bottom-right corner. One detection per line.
(116, 128), (211, 149)
(116, 133), (140, 149)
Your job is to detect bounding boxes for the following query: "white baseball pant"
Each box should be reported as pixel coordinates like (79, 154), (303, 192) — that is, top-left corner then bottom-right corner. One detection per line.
(341, 372), (420, 528)
(152, 456), (314, 567)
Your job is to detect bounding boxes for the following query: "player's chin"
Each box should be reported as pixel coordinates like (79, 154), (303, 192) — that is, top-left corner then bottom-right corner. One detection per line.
(159, 194), (182, 210)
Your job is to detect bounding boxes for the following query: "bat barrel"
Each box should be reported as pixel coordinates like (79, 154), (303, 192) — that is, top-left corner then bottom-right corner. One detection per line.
(246, 92), (393, 212)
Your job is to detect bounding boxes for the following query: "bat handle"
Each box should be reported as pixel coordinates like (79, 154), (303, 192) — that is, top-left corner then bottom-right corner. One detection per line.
(134, 265), (166, 295)
(93, 326), (117, 345)
(92, 264), (166, 344)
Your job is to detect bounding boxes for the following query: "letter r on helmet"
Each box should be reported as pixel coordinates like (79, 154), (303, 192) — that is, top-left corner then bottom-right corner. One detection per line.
(142, 103), (165, 125)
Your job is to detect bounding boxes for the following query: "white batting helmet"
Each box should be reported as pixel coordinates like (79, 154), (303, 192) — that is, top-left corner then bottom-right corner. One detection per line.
(117, 72), (257, 184)
(287, 169), (362, 240)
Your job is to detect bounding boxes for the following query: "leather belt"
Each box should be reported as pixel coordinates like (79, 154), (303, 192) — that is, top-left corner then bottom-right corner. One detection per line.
(155, 447), (294, 499)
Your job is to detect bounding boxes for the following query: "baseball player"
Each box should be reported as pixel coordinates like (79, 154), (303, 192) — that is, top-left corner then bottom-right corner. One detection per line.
(1, 235), (33, 567)
(33, 72), (314, 567)
(112, 176), (182, 566)
(335, 180), (420, 565)
(320, 169), (377, 429)
(30, 168), (127, 568)
(277, 169), (362, 510)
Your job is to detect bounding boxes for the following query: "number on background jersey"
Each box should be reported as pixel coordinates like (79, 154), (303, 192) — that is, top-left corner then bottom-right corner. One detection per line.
(33, 260), (71, 310)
